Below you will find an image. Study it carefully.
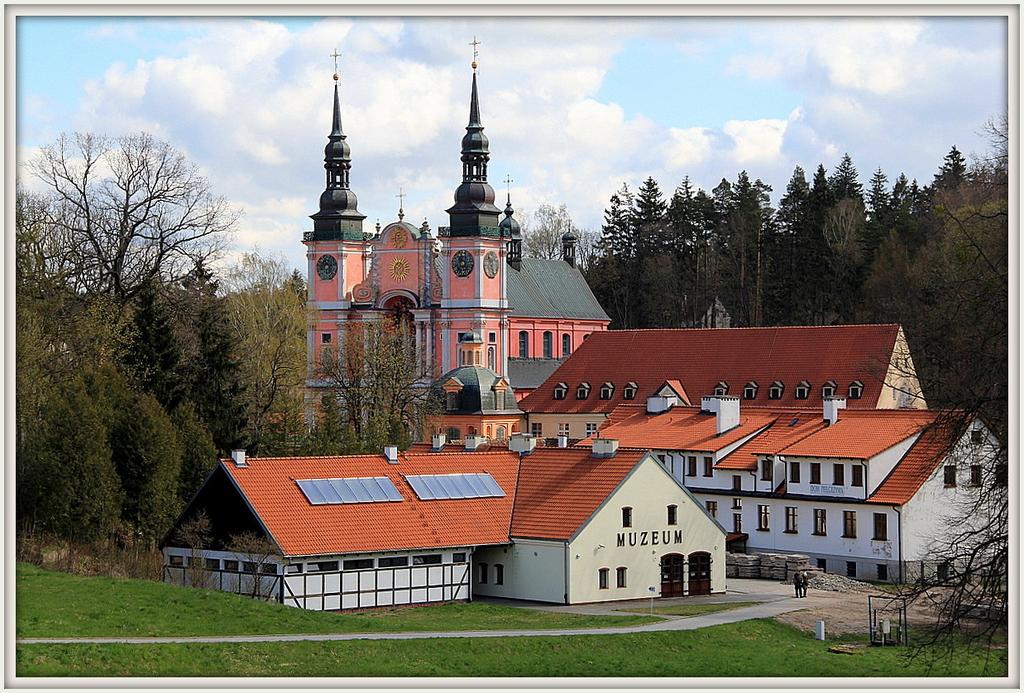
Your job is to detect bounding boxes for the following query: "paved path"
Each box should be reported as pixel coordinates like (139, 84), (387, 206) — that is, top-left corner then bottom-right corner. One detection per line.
(18, 598), (808, 646)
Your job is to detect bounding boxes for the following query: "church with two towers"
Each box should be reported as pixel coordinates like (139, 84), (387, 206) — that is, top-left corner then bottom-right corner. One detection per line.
(302, 55), (610, 441)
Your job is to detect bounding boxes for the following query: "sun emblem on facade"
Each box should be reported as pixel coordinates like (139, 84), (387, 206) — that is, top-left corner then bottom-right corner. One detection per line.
(389, 257), (411, 282)
(391, 228), (409, 248)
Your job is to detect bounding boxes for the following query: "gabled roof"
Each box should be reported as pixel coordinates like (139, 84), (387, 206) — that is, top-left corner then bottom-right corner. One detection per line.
(869, 420), (961, 504)
(520, 324), (902, 414)
(510, 447), (650, 540)
(220, 451), (521, 557)
(507, 258), (610, 321)
(778, 409), (938, 460)
(579, 405), (776, 453)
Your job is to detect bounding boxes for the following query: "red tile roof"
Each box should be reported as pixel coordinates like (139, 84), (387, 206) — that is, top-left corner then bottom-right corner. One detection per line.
(520, 324), (902, 414)
(778, 409), (938, 460)
(510, 447), (651, 540)
(579, 405), (776, 453)
(716, 411), (828, 469)
(221, 451), (521, 557)
(869, 421), (960, 505)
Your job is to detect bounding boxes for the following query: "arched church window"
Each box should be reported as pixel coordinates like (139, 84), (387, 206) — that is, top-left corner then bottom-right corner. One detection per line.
(487, 346), (496, 370)
(496, 426), (508, 441)
(562, 334), (571, 357)
(518, 331), (529, 358)
(543, 332), (553, 359)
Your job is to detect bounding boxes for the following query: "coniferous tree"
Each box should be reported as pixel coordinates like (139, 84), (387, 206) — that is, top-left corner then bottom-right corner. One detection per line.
(173, 401), (218, 504)
(769, 166), (811, 324)
(18, 378), (122, 541)
(126, 280), (186, 410)
(933, 145), (968, 192)
(828, 153), (864, 202)
(864, 168), (892, 261)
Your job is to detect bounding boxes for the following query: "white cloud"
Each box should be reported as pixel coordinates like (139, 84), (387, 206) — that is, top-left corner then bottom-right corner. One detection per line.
(666, 127), (714, 169)
(723, 118), (788, 164)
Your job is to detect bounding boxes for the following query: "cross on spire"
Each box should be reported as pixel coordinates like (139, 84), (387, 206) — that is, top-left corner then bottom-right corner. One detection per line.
(503, 174), (513, 193)
(331, 49), (341, 81)
(469, 36), (480, 70)
(396, 187), (406, 220)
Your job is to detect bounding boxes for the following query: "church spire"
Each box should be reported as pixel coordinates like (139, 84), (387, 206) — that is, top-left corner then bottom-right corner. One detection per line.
(310, 55), (366, 241)
(446, 40), (500, 236)
(499, 177), (522, 270)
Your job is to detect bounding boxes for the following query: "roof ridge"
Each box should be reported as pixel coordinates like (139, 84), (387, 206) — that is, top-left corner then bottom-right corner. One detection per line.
(581, 323), (901, 334)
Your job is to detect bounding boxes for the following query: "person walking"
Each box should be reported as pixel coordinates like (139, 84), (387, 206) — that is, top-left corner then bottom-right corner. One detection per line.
(792, 570), (804, 598)
(799, 570), (809, 598)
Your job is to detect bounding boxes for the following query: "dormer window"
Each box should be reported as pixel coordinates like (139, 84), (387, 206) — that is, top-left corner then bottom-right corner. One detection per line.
(599, 382), (615, 400)
(714, 381), (729, 397)
(795, 381), (811, 400)
(553, 382), (568, 400)
(623, 382), (638, 400)
(446, 392), (459, 411)
(822, 380), (837, 399)
(576, 382), (591, 400)
(743, 382), (758, 400)
(769, 381), (784, 400)
(849, 380), (863, 399)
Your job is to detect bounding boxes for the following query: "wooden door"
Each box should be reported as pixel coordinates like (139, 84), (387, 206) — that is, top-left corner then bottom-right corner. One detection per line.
(660, 553), (685, 597)
(688, 551), (711, 595)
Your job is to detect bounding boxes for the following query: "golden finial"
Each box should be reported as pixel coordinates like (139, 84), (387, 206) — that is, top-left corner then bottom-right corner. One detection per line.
(469, 36), (480, 71)
(331, 48), (341, 81)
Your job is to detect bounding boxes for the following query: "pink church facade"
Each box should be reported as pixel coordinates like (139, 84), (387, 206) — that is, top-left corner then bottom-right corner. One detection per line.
(303, 67), (609, 432)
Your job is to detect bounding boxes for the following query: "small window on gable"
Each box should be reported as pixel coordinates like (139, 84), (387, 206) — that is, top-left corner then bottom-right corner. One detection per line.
(795, 381), (811, 400)
(848, 380), (863, 400)
(769, 381), (784, 400)
(576, 382), (591, 400)
(743, 382), (758, 400)
(623, 382), (638, 400)
(553, 382), (568, 400)
(714, 381), (729, 396)
(822, 380), (837, 399)
(446, 391), (459, 411)
(599, 382), (614, 400)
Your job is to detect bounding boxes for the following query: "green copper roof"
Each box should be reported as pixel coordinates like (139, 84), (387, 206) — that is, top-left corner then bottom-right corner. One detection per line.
(508, 258), (610, 321)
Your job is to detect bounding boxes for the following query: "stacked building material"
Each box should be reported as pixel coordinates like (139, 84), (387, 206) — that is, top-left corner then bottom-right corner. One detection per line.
(726, 552), (761, 578)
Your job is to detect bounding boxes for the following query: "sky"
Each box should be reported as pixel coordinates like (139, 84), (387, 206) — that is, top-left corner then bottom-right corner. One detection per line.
(16, 15), (1007, 274)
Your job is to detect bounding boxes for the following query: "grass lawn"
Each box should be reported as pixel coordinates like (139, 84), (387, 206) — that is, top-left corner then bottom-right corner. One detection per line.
(16, 619), (1007, 677)
(15, 563), (656, 638)
(616, 601), (760, 617)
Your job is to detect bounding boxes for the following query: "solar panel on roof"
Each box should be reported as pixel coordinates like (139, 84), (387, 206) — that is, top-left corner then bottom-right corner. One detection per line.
(404, 473), (505, 500)
(295, 477), (402, 505)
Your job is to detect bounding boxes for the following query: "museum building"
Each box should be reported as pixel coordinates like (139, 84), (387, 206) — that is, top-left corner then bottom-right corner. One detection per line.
(161, 437), (725, 610)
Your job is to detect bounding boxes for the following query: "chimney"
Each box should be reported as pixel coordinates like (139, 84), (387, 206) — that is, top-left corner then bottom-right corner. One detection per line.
(509, 433), (537, 455)
(701, 395), (740, 434)
(591, 437), (619, 458)
(557, 435), (569, 448)
(384, 446), (399, 463)
(431, 434), (446, 452)
(464, 434), (487, 451)
(823, 397), (847, 425)
(646, 394), (678, 414)
(230, 449), (247, 467)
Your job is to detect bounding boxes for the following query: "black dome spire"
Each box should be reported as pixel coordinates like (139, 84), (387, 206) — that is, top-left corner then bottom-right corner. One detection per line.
(310, 78), (366, 241)
(501, 192), (523, 270)
(446, 69), (501, 236)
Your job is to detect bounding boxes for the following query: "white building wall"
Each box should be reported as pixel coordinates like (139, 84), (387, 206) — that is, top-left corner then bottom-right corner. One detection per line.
(866, 435), (921, 494)
(902, 425), (996, 564)
(568, 456), (726, 603)
(473, 539), (567, 603)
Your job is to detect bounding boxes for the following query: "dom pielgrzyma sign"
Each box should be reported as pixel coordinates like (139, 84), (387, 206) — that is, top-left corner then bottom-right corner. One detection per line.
(617, 530), (684, 547)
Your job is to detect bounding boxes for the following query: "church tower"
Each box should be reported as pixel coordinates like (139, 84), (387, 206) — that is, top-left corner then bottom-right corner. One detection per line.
(439, 49), (511, 378)
(303, 65), (369, 397)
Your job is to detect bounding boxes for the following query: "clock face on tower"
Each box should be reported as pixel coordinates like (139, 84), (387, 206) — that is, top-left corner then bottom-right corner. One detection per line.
(317, 254), (338, 281)
(483, 251), (499, 278)
(452, 250), (474, 277)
